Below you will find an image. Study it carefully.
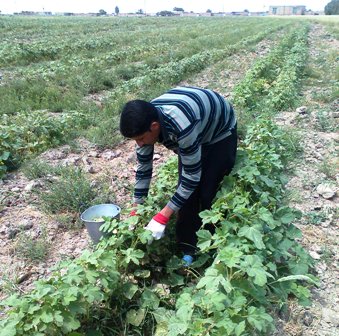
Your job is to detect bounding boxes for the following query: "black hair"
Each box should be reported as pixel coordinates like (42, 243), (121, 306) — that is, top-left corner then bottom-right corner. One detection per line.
(119, 100), (159, 138)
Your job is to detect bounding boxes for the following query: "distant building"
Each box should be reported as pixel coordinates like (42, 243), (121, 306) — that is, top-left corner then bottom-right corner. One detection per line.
(230, 11), (250, 16)
(181, 12), (199, 17)
(269, 5), (306, 15)
(250, 11), (268, 16)
(14, 11), (35, 15)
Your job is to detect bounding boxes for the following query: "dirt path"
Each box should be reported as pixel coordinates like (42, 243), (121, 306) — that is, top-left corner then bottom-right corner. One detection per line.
(271, 23), (338, 336)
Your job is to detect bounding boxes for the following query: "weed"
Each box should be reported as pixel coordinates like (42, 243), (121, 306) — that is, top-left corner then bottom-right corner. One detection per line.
(285, 188), (303, 203)
(318, 156), (338, 179)
(315, 110), (338, 132)
(0, 265), (21, 296)
(320, 246), (334, 265)
(312, 89), (338, 104)
(14, 226), (50, 261)
(38, 167), (94, 214)
(21, 159), (55, 179)
(305, 211), (327, 225)
(54, 213), (81, 229)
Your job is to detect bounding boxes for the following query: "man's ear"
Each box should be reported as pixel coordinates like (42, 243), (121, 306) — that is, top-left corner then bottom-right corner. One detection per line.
(150, 121), (160, 131)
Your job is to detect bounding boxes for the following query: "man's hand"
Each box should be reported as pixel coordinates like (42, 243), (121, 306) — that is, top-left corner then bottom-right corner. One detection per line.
(145, 213), (169, 240)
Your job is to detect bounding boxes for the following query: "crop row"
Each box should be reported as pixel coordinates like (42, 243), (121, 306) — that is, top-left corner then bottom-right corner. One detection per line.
(233, 24), (310, 111)
(0, 23), (287, 177)
(2, 19), (274, 79)
(106, 25), (286, 101)
(0, 17), (266, 68)
(0, 118), (315, 336)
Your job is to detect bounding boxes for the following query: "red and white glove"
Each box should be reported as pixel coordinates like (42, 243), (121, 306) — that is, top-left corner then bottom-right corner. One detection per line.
(129, 209), (138, 217)
(145, 213), (168, 240)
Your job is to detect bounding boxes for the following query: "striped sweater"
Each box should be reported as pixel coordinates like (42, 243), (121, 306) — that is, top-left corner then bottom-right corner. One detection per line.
(134, 86), (236, 212)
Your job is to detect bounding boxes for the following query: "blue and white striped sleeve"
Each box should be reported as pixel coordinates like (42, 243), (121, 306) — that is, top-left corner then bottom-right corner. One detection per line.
(134, 144), (154, 204)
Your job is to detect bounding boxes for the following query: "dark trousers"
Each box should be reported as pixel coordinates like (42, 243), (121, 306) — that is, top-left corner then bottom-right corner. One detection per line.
(176, 127), (238, 254)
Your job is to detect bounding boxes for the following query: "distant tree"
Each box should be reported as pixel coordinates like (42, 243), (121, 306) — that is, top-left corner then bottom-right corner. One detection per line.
(98, 9), (107, 16)
(157, 10), (174, 16)
(325, 0), (339, 14)
(206, 9), (212, 13)
(136, 9), (144, 14)
(173, 7), (184, 12)
(115, 6), (119, 16)
(244, 9), (249, 13)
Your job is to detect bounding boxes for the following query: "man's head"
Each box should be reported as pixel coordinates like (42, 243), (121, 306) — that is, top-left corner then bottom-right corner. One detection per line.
(120, 100), (161, 147)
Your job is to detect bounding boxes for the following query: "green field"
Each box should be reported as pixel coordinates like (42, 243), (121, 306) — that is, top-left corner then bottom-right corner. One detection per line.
(0, 15), (338, 336)
(0, 16), (298, 176)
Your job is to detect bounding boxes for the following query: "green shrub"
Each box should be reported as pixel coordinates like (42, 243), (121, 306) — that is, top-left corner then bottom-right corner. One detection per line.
(21, 160), (56, 179)
(14, 227), (50, 261)
(0, 110), (85, 178)
(38, 167), (94, 214)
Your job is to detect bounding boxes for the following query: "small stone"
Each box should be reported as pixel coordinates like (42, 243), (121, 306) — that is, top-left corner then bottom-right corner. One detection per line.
(309, 251), (321, 260)
(82, 156), (91, 165)
(43, 149), (67, 160)
(153, 154), (161, 160)
(322, 308), (339, 325)
(296, 106), (307, 114)
(88, 150), (99, 158)
(102, 150), (117, 160)
(11, 187), (21, 192)
(301, 311), (314, 326)
(85, 166), (99, 174)
(22, 223), (33, 230)
(63, 156), (81, 166)
(24, 180), (41, 192)
(316, 184), (336, 200)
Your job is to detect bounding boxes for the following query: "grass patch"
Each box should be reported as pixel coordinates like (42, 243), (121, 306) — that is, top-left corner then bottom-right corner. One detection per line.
(318, 156), (338, 179)
(14, 226), (50, 261)
(315, 110), (338, 132)
(38, 167), (94, 214)
(38, 166), (116, 216)
(21, 160), (56, 179)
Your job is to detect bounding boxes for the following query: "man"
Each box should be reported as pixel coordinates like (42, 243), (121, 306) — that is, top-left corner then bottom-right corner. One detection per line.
(120, 86), (237, 265)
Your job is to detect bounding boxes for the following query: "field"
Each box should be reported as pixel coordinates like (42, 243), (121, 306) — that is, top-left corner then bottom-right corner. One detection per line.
(0, 15), (338, 335)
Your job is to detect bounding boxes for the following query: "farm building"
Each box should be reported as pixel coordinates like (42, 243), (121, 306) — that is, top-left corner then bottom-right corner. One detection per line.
(269, 5), (306, 15)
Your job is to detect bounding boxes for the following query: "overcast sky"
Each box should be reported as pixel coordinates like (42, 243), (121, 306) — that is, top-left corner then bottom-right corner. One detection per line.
(0, 0), (328, 14)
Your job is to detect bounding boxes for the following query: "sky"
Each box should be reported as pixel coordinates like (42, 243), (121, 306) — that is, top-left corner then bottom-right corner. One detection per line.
(0, 0), (329, 14)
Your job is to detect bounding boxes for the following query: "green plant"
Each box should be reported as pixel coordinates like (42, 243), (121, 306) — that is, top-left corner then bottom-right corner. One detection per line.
(320, 246), (334, 264)
(21, 159), (56, 179)
(14, 226), (50, 261)
(284, 188), (303, 203)
(318, 156), (338, 179)
(315, 110), (338, 132)
(0, 265), (21, 297)
(0, 110), (85, 177)
(38, 167), (94, 214)
(305, 211), (327, 225)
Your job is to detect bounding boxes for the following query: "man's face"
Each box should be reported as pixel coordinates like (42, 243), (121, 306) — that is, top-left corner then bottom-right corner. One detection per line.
(131, 121), (160, 147)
